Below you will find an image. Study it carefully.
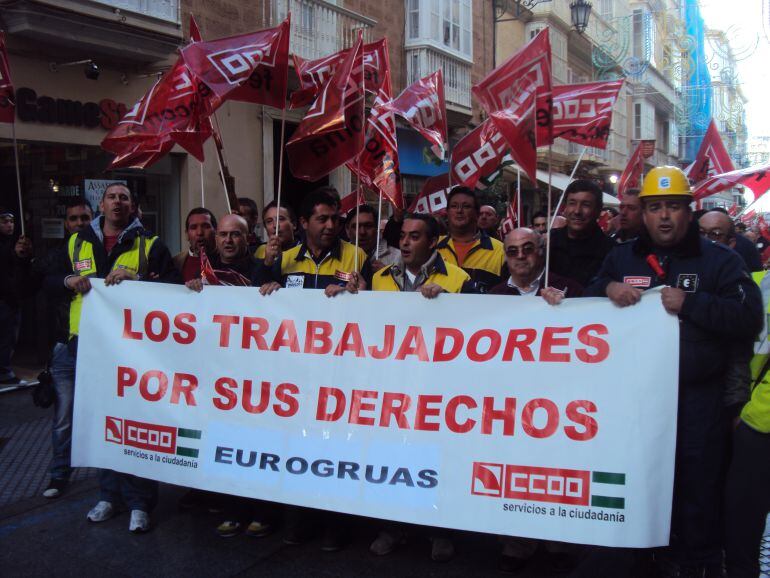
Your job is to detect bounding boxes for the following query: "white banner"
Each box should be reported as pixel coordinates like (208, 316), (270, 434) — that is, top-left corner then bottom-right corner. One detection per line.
(72, 280), (679, 547)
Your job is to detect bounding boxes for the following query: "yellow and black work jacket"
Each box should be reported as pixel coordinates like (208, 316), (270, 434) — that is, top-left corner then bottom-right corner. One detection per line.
(66, 217), (175, 339)
(261, 239), (370, 290)
(743, 270), (770, 433)
(373, 253), (472, 293)
(436, 231), (505, 293)
(253, 239), (300, 260)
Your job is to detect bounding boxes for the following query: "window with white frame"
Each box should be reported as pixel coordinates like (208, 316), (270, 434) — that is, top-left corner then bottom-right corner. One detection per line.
(406, 0), (473, 59)
(599, 0), (613, 21)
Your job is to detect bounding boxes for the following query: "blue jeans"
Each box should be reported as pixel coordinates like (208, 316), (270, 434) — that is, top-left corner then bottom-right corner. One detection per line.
(0, 301), (20, 380)
(50, 342), (75, 480)
(99, 470), (158, 512)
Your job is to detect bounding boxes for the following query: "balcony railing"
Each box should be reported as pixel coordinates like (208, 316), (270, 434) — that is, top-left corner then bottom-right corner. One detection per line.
(91, 0), (180, 23)
(406, 46), (471, 110)
(270, 0), (375, 61)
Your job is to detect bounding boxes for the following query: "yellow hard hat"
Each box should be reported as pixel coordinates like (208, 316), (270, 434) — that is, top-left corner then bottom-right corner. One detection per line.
(639, 166), (692, 199)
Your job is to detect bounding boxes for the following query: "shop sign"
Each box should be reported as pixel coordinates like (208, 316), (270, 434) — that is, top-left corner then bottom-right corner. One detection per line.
(15, 87), (128, 130)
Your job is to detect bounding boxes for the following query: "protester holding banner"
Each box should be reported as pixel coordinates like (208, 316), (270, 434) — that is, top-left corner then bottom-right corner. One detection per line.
(490, 228), (582, 302)
(258, 187), (370, 297)
(371, 213), (471, 297)
(435, 187), (505, 293)
(585, 166), (763, 576)
(173, 208), (217, 283)
(256, 201), (299, 263)
(548, 179), (614, 287)
(345, 204), (400, 272)
(58, 183), (176, 533)
(22, 197), (94, 499)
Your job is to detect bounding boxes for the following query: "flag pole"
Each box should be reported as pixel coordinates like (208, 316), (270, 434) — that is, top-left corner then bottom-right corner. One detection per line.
(11, 121), (24, 236)
(275, 106), (288, 236)
(375, 190), (383, 259)
(354, 33), (365, 274)
(549, 144), (587, 229)
(200, 161), (205, 208)
(516, 166), (521, 227)
(544, 145), (553, 288)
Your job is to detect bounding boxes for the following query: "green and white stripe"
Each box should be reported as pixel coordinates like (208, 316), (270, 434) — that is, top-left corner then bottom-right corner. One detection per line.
(176, 428), (202, 458)
(590, 471), (626, 509)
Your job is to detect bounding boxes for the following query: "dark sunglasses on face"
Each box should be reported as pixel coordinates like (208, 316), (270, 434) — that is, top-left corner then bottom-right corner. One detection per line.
(505, 243), (536, 257)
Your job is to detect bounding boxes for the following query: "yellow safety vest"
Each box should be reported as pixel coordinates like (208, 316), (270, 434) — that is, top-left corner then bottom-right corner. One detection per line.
(743, 270), (770, 432)
(436, 233), (505, 290)
(67, 232), (155, 338)
(373, 258), (470, 293)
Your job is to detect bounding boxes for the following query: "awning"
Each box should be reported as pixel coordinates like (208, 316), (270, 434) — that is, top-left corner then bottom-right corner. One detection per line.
(504, 163), (620, 207)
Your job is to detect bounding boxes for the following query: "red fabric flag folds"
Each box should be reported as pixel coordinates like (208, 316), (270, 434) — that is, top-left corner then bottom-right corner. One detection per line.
(383, 70), (448, 160)
(450, 120), (508, 189)
(687, 119), (735, 184)
(617, 140), (655, 196)
(286, 34), (366, 182)
(693, 163), (770, 202)
(408, 173), (451, 216)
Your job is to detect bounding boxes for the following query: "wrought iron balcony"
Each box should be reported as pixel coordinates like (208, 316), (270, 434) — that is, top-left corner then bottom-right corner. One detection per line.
(271, 0), (375, 61)
(405, 46), (471, 110)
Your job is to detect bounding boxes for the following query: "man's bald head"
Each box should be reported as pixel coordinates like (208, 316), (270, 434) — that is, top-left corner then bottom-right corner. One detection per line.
(699, 210), (736, 248)
(216, 213), (250, 263)
(504, 227), (542, 251)
(478, 205), (500, 233)
(504, 227), (545, 287)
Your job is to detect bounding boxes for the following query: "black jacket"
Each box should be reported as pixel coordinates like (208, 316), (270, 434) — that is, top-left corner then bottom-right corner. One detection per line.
(548, 225), (614, 287)
(585, 223), (763, 388)
(733, 233), (763, 272)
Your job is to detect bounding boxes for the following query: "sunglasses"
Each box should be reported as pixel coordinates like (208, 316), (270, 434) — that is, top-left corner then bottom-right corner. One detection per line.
(505, 244), (537, 257)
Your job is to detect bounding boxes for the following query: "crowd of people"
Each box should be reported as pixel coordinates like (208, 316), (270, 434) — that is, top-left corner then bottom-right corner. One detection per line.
(1, 164), (768, 577)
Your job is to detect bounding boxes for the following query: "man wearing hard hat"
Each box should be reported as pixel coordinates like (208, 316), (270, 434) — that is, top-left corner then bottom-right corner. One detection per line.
(586, 166), (763, 576)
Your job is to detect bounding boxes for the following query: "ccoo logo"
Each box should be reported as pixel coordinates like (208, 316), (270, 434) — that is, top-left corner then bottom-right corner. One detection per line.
(207, 44), (275, 85)
(105, 416), (201, 458)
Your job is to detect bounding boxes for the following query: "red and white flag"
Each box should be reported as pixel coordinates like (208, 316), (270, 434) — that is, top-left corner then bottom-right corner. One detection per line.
(101, 57), (213, 168)
(383, 70), (448, 160)
(617, 140), (655, 196)
(290, 39), (389, 108)
(339, 187), (366, 215)
(498, 198), (518, 237)
(728, 204), (739, 217)
(450, 119), (508, 189)
(490, 99), (537, 183)
(286, 34), (366, 181)
(200, 252), (252, 287)
(408, 173), (451, 216)
(687, 119), (735, 184)
(346, 63), (403, 209)
(0, 32), (14, 124)
(181, 16), (290, 110)
(189, 14), (203, 43)
(536, 80), (625, 149)
(693, 163), (770, 202)
(472, 28), (551, 116)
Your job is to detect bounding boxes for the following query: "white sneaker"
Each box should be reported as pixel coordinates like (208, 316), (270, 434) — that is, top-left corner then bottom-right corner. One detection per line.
(86, 501), (114, 522)
(129, 510), (150, 533)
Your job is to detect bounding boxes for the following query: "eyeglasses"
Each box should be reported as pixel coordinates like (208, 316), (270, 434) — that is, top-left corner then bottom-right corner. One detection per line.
(448, 203), (475, 211)
(699, 229), (730, 241)
(505, 243), (537, 257)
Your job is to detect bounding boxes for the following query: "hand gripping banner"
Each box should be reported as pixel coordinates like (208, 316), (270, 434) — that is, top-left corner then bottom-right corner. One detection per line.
(73, 281), (679, 548)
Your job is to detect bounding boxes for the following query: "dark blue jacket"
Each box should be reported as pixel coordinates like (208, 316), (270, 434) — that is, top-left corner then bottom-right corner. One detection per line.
(585, 223), (763, 388)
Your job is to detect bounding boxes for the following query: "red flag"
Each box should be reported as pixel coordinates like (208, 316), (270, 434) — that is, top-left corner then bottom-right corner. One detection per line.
(189, 14), (203, 43)
(688, 119), (735, 184)
(617, 140), (655, 196)
(0, 32), (14, 124)
(101, 57), (212, 168)
(498, 198), (518, 237)
(290, 39), (389, 109)
(693, 163), (770, 201)
(450, 119), (508, 189)
(383, 70), (448, 160)
(728, 204), (739, 217)
(339, 188), (366, 215)
(490, 99), (537, 183)
(286, 34), (365, 181)
(181, 17), (290, 110)
(409, 173), (451, 215)
(537, 80), (625, 149)
(346, 54), (403, 209)
(200, 252), (252, 287)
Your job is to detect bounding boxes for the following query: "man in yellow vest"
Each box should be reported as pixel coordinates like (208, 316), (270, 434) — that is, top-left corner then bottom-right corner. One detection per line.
(369, 213), (471, 562)
(436, 186), (505, 293)
(62, 183), (175, 533)
(725, 269), (770, 577)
